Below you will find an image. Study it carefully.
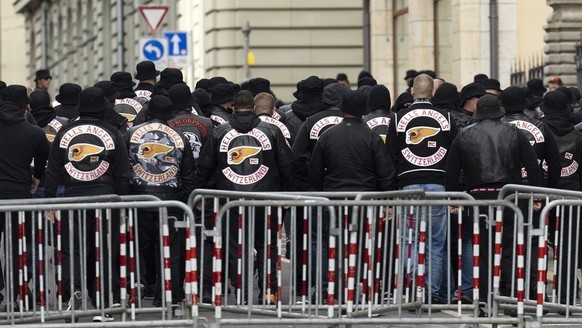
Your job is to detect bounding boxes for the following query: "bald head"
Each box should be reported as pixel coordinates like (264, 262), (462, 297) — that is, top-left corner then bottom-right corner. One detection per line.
(253, 92), (275, 116)
(411, 74), (434, 99)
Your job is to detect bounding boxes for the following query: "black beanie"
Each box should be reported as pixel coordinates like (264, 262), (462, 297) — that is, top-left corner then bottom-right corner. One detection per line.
(541, 91), (570, 116)
(367, 85), (391, 112)
(30, 90), (51, 110)
(340, 90), (368, 117)
(147, 95), (174, 121)
(556, 86), (574, 104)
(432, 82), (459, 112)
(499, 86), (529, 113)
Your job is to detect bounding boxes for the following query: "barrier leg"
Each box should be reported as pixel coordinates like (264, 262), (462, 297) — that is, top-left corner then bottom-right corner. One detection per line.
(119, 210), (127, 321)
(128, 210), (136, 320)
(37, 212), (45, 322)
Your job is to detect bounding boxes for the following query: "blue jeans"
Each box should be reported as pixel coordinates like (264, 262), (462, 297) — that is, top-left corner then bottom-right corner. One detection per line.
(402, 184), (446, 300)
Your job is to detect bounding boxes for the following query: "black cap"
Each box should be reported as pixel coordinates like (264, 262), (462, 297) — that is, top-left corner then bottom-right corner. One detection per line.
(541, 91), (570, 116)
(208, 76), (228, 91)
(110, 71), (136, 88)
(211, 84), (235, 105)
(340, 90), (368, 117)
(78, 87), (108, 114)
(157, 68), (185, 89)
(93, 81), (119, 103)
(135, 61), (160, 81)
(169, 84), (194, 110)
(483, 79), (502, 92)
(459, 83), (487, 107)
(300, 76), (324, 97)
(336, 73), (348, 81)
(404, 70), (418, 80)
(357, 77), (377, 88)
(248, 78), (271, 96)
(499, 86), (529, 113)
(29, 90), (51, 110)
(195, 78), (210, 91)
(473, 73), (489, 83)
(1, 85), (31, 108)
(527, 78), (546, 97)
(391, 92), (414, 113)
(55, 83), (82, 105)
(473, 94), (505, 121)
(147, 95), (174, 121)
(34, 69), (52, 82)
(322, 82), (349, 106)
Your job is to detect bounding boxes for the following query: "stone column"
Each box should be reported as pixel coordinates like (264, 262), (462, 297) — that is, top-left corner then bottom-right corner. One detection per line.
(408, 1), (435, 73)
(544, 0), (582, 86)
(369, 0), (392, 93)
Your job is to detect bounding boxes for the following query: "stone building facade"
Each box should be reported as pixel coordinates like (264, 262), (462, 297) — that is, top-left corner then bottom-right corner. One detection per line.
(9, 0), (568, 101)
(13, 0), (180, 94)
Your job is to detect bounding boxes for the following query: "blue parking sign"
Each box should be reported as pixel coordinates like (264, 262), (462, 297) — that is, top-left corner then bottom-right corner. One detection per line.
(164, 32), (188, 56)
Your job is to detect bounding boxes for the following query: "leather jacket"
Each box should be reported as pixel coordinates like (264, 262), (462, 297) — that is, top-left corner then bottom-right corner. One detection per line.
(45, 118), (129, 195)
(386, 99), (457, 187)
(126, 119), (196, 201)
(167, 110), (214, 160)
(363, 110), (392, 143)
(197, 113), (295, 192)
(457, 120), (522, 189)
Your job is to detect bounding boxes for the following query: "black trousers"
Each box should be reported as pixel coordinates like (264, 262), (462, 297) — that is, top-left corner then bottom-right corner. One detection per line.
(0, 192), (33, 303)
(224, 206), (277, 297)
(137, 210), (185, 303)
(60, 209), (120, 306)
(469, 190), (515, 302)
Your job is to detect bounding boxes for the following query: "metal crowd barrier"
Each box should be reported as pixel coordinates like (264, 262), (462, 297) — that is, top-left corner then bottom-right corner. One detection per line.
(0, 196), (201, 327)
(497, 185), (582, 327)
(189, 192), (525, 328)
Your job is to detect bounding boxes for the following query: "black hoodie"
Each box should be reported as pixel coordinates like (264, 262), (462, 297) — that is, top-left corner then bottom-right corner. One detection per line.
(228, 111), (262, 133)
(285, 98), (324, 146)
(543, 114), (582, 190)
(31, 105), (56, 128)
(0, 101), (50, 196)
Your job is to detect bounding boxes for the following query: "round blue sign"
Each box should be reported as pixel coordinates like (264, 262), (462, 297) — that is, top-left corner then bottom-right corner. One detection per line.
(142, 40), (164, 61)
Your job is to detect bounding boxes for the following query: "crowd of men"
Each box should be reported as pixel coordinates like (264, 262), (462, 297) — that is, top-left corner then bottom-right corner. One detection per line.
(1, 62), (581, 321)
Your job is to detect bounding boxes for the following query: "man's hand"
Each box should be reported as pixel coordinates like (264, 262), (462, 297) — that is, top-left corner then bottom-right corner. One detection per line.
(44, 210), (59, 223)
(31, 177), (40, 195)
(450, 206), (464, 215)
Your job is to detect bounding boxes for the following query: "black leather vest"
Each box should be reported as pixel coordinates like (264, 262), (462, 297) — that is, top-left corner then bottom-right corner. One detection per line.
(55, 119), (119, 187)
(502, 112), (547, 160)
(549, 129), (582, 190)
(127, 119), (185, 191)
(458, 121), (521, 189)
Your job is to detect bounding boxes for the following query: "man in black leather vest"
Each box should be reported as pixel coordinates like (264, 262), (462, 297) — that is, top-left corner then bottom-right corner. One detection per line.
(45, 87), (130, 321)
(197, 90), (294, 304)
(126, 95), (196, 306)
(445, 94), (542, 303)
(540, 91), (582, 306)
